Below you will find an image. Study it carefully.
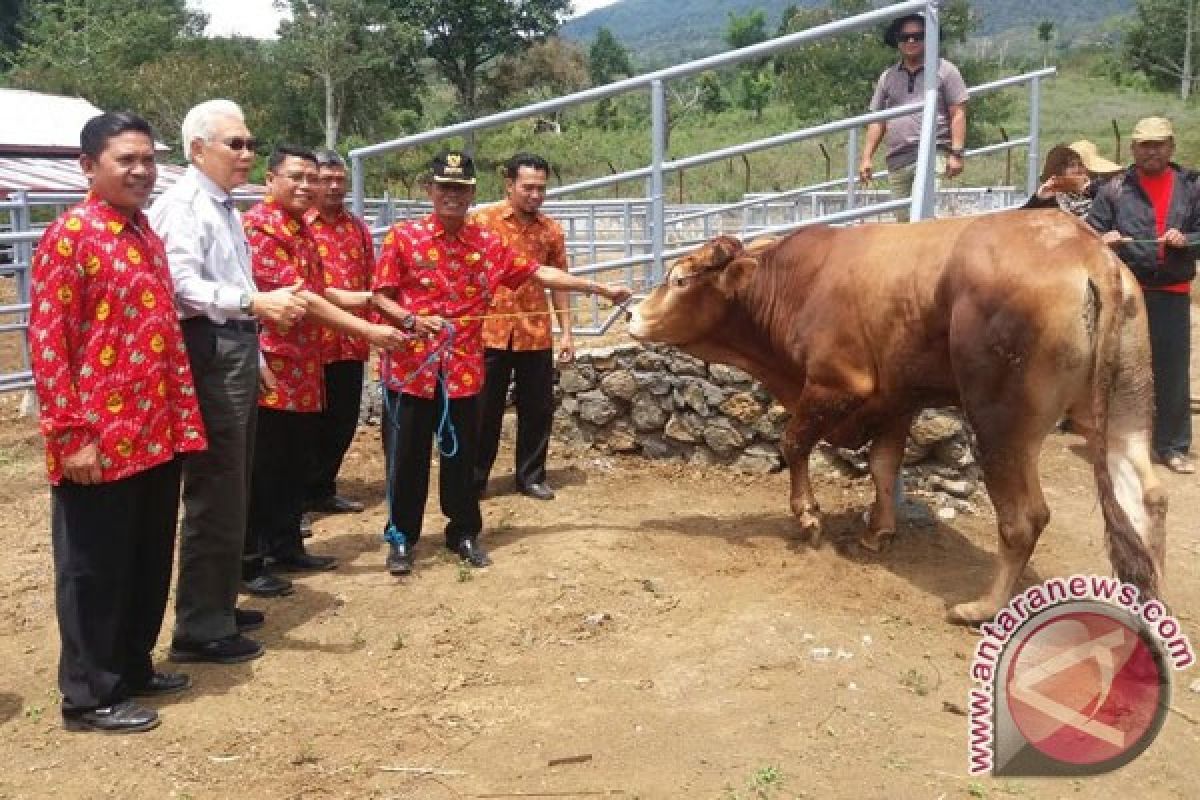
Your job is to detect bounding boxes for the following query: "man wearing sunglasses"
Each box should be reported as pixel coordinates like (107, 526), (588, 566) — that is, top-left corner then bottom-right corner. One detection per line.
(150, 99), (309, 666)
(857, 13), (968, 222)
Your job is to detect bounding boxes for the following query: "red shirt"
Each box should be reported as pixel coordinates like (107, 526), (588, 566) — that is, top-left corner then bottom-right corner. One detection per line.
(373, 214), (538, 399)
(305, 207), (374, 363)
(1137, 168), (1189, 294)
(244, 199), (325, 412)
(29, 195), (207, 484)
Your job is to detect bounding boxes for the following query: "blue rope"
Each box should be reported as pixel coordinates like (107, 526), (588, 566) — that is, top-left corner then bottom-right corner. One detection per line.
(380, 323), (458, 546)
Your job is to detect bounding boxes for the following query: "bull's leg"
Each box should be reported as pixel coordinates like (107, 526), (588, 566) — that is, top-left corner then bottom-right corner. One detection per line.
(781, 418), (824, 543)
(948, 443), (1051, 625)
(860, 415), (913, 552)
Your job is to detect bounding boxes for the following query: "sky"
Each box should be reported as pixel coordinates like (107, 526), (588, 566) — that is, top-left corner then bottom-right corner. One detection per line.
(193, 0), (622, 39)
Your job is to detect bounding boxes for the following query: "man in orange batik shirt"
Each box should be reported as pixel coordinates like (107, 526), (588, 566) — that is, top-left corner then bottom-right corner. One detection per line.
(473, 152), (573, 502)
(30, 112), (207, 733)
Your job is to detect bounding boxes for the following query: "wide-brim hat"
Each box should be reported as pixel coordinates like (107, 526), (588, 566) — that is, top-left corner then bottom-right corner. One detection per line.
(431, 150), (476, 185)
(1068, 139), (1121, 175)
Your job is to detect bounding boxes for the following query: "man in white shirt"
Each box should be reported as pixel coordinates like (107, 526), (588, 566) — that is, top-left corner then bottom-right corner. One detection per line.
(149, 99), (307, 664)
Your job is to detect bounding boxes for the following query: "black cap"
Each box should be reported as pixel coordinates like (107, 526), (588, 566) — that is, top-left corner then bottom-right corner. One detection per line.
(431, 150), (476, 185)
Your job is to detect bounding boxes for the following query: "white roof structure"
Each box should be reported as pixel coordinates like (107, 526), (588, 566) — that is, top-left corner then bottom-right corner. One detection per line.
(0, 156), (189, 194)
(0, 89), (118, 155)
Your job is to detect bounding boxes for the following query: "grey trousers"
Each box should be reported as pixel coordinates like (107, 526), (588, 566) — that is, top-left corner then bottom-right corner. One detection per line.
(176, 319), (260, 642)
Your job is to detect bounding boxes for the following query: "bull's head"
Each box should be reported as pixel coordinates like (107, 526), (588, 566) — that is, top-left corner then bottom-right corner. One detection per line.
(628, 235), (762, 346)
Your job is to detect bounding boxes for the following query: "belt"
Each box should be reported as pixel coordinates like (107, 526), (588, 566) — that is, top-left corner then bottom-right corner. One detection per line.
(182, 316), (259, 334)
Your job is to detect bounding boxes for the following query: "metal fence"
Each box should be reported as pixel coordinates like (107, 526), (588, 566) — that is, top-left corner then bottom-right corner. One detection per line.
(2, 0), (1053, 395)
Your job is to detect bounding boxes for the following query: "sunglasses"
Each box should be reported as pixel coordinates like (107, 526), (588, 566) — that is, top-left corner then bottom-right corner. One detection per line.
(221, 137), (259, 153)
(898, 32), (925, 43)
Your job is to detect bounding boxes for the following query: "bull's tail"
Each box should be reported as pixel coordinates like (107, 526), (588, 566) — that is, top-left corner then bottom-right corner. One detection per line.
(1085, 258), (1165, 597)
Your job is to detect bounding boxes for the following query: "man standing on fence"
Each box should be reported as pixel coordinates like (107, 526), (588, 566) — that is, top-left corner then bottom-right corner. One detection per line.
(473, 153), (574, 501)
(857, 13), (968, 222)
(30, 112), (206, 732)
(371, 151), (631, 576)
(150, 99), (307, 664)
(303, 149), (374, 516)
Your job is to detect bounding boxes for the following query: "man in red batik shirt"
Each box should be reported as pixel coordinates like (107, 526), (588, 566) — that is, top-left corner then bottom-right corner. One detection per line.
(371, 150), (631, 576)
(303, 149), (374, 516)
(243, 146), (405, 590)
(30, 112), (207, 733)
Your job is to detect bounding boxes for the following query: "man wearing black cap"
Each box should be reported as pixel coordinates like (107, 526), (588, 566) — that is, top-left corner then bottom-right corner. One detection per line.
(371, 151), (631, 575)
(857, 13), (968, 222)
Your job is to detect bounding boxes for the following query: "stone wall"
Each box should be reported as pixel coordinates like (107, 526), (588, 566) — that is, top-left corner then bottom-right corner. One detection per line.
(554, 342), (988, 518)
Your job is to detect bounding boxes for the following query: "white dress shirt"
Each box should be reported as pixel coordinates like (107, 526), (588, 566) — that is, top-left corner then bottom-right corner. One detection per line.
(149, 165), (256, 322)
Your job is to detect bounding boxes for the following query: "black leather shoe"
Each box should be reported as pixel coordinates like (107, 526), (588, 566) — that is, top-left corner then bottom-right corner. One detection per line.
(453, 537), (492, 568)
(519, 482), (555, 501)
(300, 513), (313, 539)
(129, 671), (191, 698)
(386, 541), (412, 576)
(309, 495), (364, 514)
(64, 701), (160, 734)
(271, 552), (338, 572)
(241, 573), (294, 597)
(168, 634), (264, 664)
(235, 608), (265, 633)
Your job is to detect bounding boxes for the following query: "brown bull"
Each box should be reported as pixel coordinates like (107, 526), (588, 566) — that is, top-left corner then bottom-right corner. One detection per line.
(628, 209), (1167, 624)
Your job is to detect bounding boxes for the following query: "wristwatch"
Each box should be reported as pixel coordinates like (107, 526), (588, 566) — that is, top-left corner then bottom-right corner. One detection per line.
(948, 148), (965, 158)
(239, 291), (254, 316)
(401, 313), (416, 332)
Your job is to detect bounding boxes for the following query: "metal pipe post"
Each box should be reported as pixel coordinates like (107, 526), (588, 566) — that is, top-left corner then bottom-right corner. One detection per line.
(1026, 76), (1042, 197)
(351, 156), (364, 218)
(649, 79), (667, 284)
(847, 127), (859, 210)
(910, 0), (941, 222)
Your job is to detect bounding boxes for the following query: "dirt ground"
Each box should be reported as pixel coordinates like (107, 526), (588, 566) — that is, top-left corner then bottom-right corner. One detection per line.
(0, 377), (1198, 799)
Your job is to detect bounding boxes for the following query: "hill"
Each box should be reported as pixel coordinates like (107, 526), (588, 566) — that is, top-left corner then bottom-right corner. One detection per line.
(561, 0), (1135, 62)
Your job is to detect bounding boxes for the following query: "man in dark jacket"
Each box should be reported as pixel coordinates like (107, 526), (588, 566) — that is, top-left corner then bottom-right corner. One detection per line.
(1087, 116), (1200, 473)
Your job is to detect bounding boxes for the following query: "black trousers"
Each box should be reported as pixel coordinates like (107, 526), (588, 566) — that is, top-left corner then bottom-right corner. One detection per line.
(1144, 290), (1192, 457)
(382, 386), (481, 548)
(307, 359), (365, 503)
(246, 408), (319, 575)
(52, 458), (182, 716)
(475, 347), (555, 491)
(177, 319), (259, 642)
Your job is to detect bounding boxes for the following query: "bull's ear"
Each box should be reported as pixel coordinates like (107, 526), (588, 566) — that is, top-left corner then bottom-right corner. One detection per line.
(709, 235), (744, 268)
(717, 255), (757, 297)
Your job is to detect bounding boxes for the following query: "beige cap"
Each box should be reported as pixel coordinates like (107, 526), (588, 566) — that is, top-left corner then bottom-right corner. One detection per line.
(1131, 116), (1174, 142)
(1068, 139), (1121, 175)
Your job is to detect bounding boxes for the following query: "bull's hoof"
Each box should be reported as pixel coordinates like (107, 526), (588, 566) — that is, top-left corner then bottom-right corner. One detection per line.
(796, 510), (822, 545)
(947, 600), (999, 627)
(858, 528), (894, 553)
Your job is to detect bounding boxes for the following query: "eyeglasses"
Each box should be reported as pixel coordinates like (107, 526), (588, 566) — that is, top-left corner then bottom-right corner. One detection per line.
(221, 137), (259, 153)
(898, 32), (925, 43)
(279, 172), (319, 185)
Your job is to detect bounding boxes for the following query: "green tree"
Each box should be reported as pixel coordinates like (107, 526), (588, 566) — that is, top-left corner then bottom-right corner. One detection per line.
(1126, 0), (1200, 100)
(726, 8), (768, 51)
(8, 0), (205, 110)
(0, 0), (27, 67)
(277, 0), (424, 148)
(698, 70), (730, 113)
(738, 69), (772, 121)
(1037, 20), (1055, 67)
(482, 36), (589, 115)
(588, 26), (633, 85)
(408, 0), (570, 120)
